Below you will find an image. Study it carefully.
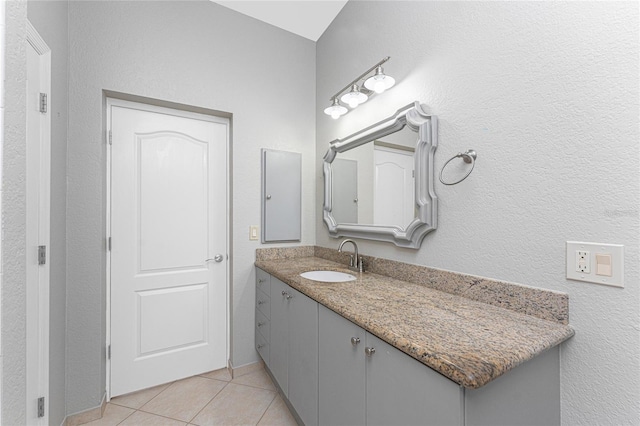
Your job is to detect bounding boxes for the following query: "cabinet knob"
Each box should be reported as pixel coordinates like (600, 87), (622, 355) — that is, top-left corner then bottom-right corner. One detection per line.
(266, 195), (272, 200)
(257, 321), (265, 327)
(258, 278), (265, 283)
(351, 337), (361, 346)
(257, 344), (265, 349)
(365, 347), (376, 357)
(258, 300), (266, 305)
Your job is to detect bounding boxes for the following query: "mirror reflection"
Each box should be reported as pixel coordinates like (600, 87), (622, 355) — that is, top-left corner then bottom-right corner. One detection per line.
(331, 124), (416, 230)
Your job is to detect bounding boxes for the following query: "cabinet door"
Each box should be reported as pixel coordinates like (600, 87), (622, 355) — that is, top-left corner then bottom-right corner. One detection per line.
(288, 287), (319, 426)
(261, 149), (301, 242)
(366, 333), (463, 426)
(269, 277), (289, 394)
(319, 305), (366, 426)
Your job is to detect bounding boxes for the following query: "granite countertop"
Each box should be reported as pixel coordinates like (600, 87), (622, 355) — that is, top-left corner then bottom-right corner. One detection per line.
(255, 256), (575, 390)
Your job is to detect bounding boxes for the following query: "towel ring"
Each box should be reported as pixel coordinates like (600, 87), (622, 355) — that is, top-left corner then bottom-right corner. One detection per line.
(439, 150), (477, 186)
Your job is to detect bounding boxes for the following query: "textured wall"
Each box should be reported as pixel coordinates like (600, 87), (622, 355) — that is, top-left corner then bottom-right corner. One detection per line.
(26, 2), (69, 425)
(66, 0), (315, 414)
(316, 2), (639, 424)
(2, 0), (27, 424)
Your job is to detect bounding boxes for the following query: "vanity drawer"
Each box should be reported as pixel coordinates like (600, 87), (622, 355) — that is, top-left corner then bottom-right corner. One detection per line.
(255, 308), (270, 341)
(256, 326), (270, 364)
(256, 291), (270, 319)
(256, 269), (271, 295)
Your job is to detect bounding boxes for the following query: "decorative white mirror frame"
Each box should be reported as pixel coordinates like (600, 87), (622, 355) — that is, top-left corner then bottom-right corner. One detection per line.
(323, 102), (438, 249)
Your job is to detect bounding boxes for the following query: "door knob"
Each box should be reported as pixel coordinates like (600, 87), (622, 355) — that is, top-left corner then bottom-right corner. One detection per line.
(206, 254), (224, 263)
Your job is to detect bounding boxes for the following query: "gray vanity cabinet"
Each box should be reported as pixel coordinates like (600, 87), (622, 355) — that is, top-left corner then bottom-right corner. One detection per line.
(318, 305), (366, 426)
(257, 269), (561, 426)
(269, 277), (289, 394)
(319, 305), (463, 426)
(267, 274), (319, 426)
(366, 332), (463, 426)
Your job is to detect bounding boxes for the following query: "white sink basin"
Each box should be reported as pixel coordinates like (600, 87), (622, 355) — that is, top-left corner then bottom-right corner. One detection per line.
(300, 270), (356, 283)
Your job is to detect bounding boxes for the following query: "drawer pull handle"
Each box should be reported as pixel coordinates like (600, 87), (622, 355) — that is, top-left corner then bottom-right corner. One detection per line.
(282, 291), (292, 300)
(365, 347), (376, 357)
(258, 300), (266, 305)
(257, 344), (265, 349)
(257, 321), (265, 327)
(351, 337), (361, 346)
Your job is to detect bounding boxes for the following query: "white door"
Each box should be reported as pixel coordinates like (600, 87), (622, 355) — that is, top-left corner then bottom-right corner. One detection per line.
(108, 99), (228, 397)
(373, 146), (414, 229)
(331, 159), (358, 224)
(26, 21), (51, 425)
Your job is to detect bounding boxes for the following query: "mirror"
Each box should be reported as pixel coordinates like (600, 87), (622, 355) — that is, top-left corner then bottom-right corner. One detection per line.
(323, 102), (438, 249)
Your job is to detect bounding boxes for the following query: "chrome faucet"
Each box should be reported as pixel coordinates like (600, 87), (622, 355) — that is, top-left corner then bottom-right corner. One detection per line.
(338, 239), (365, 272)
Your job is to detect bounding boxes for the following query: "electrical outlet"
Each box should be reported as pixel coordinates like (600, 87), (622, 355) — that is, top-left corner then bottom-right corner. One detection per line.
(576, 250), (590, 273)
(249, 225), (259, 241)
(566, 241), (624, 288)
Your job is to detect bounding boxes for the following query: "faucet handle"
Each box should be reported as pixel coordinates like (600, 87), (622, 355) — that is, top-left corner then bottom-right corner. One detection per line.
(358, 256), (366, 273)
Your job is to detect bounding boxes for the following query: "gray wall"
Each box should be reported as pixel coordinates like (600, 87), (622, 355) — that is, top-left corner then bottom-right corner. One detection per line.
(2, 0), (28, 424)
(26, 2), (69, 425)
(66, 0), (315, 414)
(316, 2), (639, 424)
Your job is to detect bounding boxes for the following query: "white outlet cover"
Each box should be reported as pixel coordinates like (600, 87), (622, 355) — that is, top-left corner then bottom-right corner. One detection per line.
(566, 241), (624, 288)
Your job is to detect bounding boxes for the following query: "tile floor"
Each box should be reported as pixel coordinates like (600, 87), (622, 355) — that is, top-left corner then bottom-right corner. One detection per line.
(81, 367), (297, 425)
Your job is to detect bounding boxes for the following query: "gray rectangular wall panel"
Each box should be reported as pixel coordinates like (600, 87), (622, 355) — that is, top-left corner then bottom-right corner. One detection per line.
(262, 149), (301, 242)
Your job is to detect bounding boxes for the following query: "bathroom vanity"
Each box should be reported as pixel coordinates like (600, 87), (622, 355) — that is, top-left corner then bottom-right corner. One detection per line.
(254, 248), (574, 426)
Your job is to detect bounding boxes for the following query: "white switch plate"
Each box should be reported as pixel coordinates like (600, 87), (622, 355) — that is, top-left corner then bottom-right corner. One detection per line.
(566, 241), (624, 288)
(249, 225), (259, 241)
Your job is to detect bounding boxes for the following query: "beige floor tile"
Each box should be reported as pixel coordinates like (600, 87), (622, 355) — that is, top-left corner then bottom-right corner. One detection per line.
(191, 383), (276, 426)
(80, 404), (134, 426)
(231, 368), (276, 391)
(257, 395), (297, 426)
(110, 382), (172, 409)
(140, 376), (227, 422)
(199, 368), (232, 382)
(119, 411), (188, 426)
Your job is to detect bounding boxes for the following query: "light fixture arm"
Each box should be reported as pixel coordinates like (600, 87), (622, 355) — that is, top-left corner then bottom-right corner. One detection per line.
(329, 56), (390, 101)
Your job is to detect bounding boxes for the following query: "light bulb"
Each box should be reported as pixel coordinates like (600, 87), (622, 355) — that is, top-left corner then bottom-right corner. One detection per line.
(340, 85), (368, 109)
(324, 99), (348, 119)
(373, 78), (386, 94)
(364, 66), (395, 94)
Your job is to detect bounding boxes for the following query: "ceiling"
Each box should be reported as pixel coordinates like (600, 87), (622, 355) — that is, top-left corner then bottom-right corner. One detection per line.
(212, 1), (348, 41)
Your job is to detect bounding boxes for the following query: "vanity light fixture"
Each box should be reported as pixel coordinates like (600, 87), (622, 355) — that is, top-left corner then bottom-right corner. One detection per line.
(340, 84), (368, 108)
(364, 65), (395, 94)
(324, 56), (394, 119)
(324, 98), (348, 119)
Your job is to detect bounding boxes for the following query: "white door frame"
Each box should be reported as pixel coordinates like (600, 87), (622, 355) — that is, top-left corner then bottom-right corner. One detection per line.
(105, 96), (231, 399)
(26, 20), (51, 424)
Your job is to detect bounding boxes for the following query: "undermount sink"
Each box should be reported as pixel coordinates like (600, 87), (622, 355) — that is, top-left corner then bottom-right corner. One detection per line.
(300, 270), (356, 283)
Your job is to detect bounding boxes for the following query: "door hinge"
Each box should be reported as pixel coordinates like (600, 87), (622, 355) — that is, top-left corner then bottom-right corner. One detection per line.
(39, 93), (47, 113)
(37, 397), (45, 418)
(38, 245), (46, 265)
(108, 345), (111, 360)
(108, 130), (112, 145)
(107, 237), (111, 251)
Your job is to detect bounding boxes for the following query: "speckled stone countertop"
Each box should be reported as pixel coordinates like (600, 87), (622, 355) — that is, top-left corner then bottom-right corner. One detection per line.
(255, 254), (574, 390)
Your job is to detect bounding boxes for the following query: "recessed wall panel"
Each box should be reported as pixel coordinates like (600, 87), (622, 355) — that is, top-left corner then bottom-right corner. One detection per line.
(138, 132), (208, 272)
(137, 283), (207, 356)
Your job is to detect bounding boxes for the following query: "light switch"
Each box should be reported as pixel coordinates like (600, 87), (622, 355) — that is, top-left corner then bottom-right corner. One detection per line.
(566, 241), (624, 288)
(595, 253), (612, 276)
(249, 225), (259, 241)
